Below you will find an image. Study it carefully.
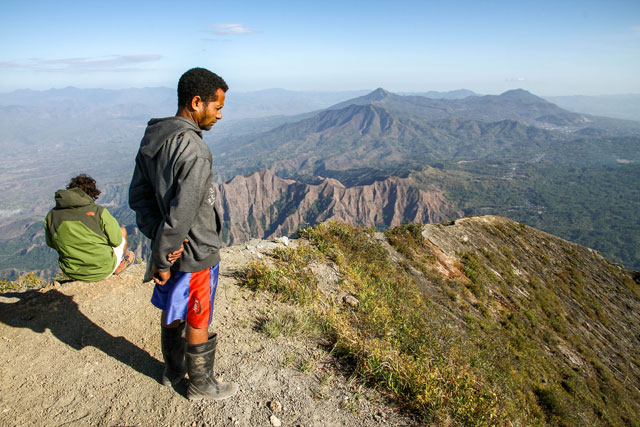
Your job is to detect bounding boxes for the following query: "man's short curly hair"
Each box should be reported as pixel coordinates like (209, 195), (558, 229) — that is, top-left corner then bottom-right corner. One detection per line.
(67, 174), (101, 200)
(177, 67), (228, 108)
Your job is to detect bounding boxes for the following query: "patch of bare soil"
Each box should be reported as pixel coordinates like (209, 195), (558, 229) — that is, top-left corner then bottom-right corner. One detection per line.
(0, 241), (418, 426)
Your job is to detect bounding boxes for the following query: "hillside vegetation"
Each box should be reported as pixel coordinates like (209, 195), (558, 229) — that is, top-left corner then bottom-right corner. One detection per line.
(411, 161), (640, 269)
(243, 216), (640, 425)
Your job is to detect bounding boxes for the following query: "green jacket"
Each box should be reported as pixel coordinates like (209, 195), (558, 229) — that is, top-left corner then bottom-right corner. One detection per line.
(44, 188), (123, 282)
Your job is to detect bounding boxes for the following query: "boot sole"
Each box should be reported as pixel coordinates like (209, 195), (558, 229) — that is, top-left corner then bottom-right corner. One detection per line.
(187, 393), (236, 401)
(187, 384), (239, 401)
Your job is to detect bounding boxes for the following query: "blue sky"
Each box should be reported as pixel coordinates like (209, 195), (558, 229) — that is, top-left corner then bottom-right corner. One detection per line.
(1, 0), (639, 95)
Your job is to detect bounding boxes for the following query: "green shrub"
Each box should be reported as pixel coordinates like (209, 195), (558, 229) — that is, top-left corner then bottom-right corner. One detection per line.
(0, 272), (49, 293)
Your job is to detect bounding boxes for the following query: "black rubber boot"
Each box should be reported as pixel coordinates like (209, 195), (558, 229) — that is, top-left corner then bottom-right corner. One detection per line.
(186, 334), (238, 401)
(161, 322), (186, 386)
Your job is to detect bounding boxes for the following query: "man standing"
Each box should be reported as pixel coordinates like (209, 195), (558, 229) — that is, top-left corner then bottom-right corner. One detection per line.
(129, 68), (237, 400)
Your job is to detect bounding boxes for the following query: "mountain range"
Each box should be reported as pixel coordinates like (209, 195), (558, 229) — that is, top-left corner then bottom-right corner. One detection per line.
(327, 88), (640, 131)
(0, 86), (638, 279)
(211, 88), (639, 182)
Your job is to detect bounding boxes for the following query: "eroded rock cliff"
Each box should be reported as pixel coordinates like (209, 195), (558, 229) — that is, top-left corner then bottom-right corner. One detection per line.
(215, 169), (451, 245)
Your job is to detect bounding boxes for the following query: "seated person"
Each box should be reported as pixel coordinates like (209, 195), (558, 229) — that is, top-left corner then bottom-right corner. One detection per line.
(44, 174), (134, 282)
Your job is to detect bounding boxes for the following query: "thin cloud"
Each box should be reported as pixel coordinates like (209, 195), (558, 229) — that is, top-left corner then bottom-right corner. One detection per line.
(201, 37), (232, 43)
(0, 54), (162, 72)
(208, 24), (260, 35)
(505, 77), (526, 82)
(0, 61), (22, 69)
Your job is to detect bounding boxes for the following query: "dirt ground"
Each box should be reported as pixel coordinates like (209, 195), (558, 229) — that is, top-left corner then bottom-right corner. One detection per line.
(0, 240), (418, 426)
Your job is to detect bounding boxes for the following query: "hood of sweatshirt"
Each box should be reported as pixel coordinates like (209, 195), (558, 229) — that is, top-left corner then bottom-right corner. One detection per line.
(139, 117), (203, 158)
(54, 188), (94, 209)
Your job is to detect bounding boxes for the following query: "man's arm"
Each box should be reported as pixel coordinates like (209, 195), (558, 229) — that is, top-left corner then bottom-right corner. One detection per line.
(129, 154), (164, 240)
(151, 153), (212, 273)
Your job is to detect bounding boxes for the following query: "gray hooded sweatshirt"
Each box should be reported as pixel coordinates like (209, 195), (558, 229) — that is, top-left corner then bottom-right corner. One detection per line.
(129, 116), (222, 273)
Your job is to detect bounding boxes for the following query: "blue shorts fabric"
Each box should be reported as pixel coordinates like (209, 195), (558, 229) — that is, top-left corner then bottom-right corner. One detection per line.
(151, 264), (219, 328)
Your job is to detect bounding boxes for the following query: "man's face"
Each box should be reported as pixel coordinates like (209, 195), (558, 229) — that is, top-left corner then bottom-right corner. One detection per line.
(196, 88), (226, 131)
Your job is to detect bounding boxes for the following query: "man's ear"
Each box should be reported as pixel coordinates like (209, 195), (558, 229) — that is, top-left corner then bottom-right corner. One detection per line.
(190, 95), (204, 112)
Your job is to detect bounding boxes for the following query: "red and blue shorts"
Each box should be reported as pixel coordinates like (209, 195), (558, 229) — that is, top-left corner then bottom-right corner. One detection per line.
(151, 264), (219, 329)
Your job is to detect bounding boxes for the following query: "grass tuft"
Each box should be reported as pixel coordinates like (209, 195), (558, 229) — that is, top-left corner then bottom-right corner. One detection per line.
(0, 272), (49, 293)
(258, 309), (311, 338)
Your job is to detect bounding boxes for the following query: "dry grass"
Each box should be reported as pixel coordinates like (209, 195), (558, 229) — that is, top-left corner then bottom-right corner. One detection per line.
(242, 220), (640, 426)
(243, 222), (502, 425)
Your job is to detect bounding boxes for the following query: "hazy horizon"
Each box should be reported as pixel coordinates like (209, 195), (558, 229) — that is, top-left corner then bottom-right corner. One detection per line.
(2, 86), (640, 98)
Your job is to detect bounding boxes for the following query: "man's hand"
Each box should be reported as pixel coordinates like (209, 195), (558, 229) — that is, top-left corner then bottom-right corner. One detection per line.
(153, 239), (189, 285)
(167, 239), (189, 264)
(152, 265), (171, 285)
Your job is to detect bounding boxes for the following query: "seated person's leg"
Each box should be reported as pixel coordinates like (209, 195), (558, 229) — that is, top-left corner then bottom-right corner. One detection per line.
(120, 227), (128, 253)
(112, 227), (134, 275)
